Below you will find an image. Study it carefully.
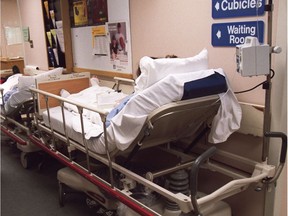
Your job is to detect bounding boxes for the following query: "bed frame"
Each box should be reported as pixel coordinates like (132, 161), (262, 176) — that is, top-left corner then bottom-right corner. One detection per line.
(27, 74), (287, 216)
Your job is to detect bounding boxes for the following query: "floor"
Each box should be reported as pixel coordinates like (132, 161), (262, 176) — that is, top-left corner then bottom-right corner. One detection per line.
(1, 133), (117, 216)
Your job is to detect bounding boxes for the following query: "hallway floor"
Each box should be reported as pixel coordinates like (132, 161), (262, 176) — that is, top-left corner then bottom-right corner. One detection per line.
(1, 134), (116, 216)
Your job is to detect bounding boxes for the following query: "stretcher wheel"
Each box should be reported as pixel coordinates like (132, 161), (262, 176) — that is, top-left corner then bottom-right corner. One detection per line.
(58, 182), (66, 207)
(86, 197), (99, 209)
(20, 152), (31, 169)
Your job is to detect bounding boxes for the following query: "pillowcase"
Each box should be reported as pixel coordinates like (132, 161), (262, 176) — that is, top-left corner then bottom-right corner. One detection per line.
(135, 49), (208, 92)
(18, 67), (63, 90)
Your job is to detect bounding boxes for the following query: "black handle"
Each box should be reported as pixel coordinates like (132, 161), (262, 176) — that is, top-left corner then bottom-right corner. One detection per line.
(265, 132), (287, 164)
(190, 146), (217, 196)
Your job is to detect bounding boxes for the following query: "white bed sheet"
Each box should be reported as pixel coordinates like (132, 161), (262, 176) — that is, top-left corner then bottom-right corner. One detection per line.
(42, 106), (112, 154)
(0, 74), (22, 102)
(106, 68), (241, 151)
(3, 87), (33, 115)
(1, 68), (64, 114)
(61, 85), (128, 139)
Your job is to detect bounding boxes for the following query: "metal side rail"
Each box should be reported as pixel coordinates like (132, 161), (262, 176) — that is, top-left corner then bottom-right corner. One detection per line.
(1, 124), (28, 146)
(188, 141), (286, 216)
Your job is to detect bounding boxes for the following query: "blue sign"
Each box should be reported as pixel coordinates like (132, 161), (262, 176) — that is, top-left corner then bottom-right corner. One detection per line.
(211, 21), (264, 47)
(212, 0), (265, 18)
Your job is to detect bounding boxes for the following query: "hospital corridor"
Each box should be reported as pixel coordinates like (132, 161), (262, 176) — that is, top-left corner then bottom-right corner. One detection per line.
(0, 0), (287, 216)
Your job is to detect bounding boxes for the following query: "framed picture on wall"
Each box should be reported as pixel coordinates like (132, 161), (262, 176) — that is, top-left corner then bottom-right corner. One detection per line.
(69, 0), (108, 27)
(107, 21), (129, 71)
(89, 0), (108, 25)
(73, 0), (88, 26)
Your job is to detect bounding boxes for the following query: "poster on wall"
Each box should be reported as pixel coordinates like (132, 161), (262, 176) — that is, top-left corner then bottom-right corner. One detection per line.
(107, 22), (129, 71)
(73, 0), (88, 26)
(70, 0), (108, 27)
(91, 25), (108, 56)
(5, 27), (23, 45)
(70, 0), (132, 74)
(89, 0), (108, 25)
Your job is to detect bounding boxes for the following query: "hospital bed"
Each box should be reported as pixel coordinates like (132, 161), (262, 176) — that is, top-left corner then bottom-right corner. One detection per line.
(0, 68), (63, 168)
(27, 67), (286, 216)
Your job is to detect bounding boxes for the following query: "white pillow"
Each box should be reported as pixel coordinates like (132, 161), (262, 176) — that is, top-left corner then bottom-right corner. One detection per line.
(18, 67), (63, 90)
(135, 49), (208, 92)
(36, 67), (63, 80)
(17, 76), (35, 90)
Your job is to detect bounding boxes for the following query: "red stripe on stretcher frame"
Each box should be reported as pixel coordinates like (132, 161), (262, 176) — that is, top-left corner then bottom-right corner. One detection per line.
(28, 135), (158, 216)
(1, 125), (27, 145)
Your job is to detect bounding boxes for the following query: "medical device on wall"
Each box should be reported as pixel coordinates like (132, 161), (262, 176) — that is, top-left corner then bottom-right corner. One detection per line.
(236, 36), (270, 77)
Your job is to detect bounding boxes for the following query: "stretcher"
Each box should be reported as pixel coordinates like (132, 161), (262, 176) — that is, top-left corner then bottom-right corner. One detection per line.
(27, 70), (286, 216)
(0, 94), (38, 168)
(0, 68), (63, 168)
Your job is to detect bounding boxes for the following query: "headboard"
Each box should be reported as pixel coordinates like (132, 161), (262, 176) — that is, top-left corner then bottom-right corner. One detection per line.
(36, 72), (90, 111)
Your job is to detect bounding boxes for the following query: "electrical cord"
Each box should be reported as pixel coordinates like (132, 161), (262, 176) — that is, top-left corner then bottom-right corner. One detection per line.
(234, 69), (275, 94)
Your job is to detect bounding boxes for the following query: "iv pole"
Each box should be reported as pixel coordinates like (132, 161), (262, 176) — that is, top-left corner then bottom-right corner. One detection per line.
(262, 0), (273, 162)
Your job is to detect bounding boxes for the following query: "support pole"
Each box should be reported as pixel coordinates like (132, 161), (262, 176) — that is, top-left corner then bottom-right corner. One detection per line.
(262, 0), (273, 162)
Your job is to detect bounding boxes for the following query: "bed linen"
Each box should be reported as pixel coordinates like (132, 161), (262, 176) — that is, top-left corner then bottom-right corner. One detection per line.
(1, 68), (64, 114)
(42, 106), (113, 154)
(135, 49), (208, 93)
(42, 68), (241, 154)
(60, 85), (128, 139)
(0, 74), (23, 102)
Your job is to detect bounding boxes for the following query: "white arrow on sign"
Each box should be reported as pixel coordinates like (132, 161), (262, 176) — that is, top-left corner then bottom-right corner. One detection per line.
(215, 2), (220, 11)
(216, 30), (221, 39)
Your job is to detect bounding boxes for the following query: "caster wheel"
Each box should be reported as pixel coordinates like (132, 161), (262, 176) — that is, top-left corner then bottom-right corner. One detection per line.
(20, 152), (31, 169)
(58, 182), (66, 207)
(86, 197), (98, 209)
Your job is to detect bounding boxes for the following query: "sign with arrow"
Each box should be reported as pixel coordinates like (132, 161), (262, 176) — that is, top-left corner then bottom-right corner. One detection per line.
(212, 0), (265, 18)
(211, 21), (264, 47)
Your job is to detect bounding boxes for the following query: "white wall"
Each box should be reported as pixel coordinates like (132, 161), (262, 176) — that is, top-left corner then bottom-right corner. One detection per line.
(18, 0), (48, 70)
(130, 0), (267, 105)
(269, 0), (287, 215)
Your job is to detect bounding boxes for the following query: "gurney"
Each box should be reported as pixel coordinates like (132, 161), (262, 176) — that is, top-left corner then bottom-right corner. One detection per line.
(0, 68), (63, 168)
(27, 67), (286, 216)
